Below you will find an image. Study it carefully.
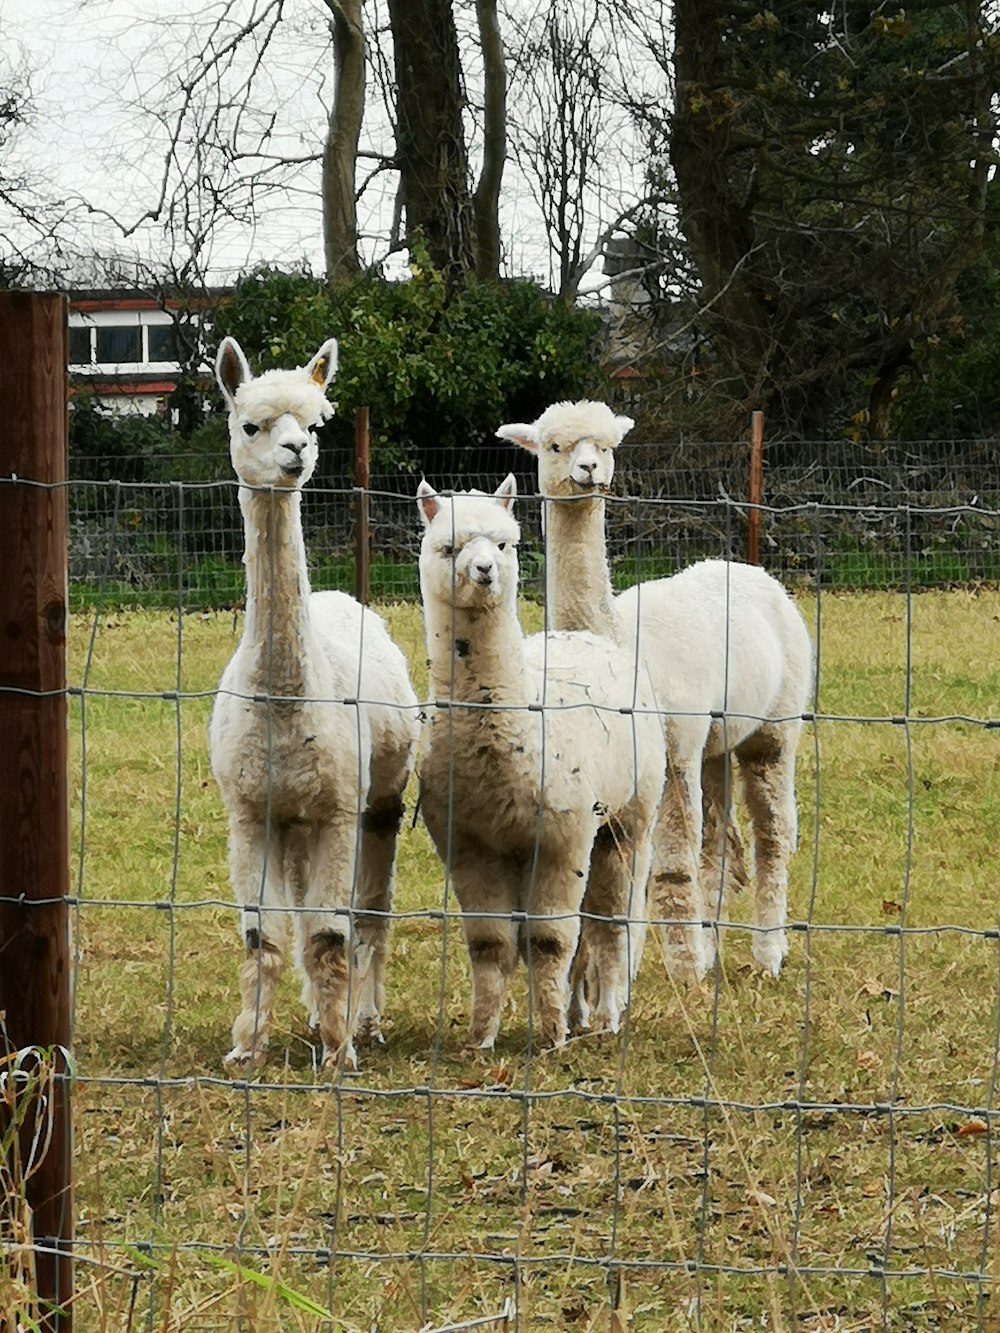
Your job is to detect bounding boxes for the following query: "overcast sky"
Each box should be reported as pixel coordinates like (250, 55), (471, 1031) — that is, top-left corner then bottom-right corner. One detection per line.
(3, 0), (340, 277)
(2, 0), (645, 288)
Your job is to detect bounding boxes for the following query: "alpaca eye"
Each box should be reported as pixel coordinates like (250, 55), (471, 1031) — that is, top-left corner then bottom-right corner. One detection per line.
(550, 443), (561, 453)
(441, 544), (454, 558)
(497, 542), (506, 551)
(242, 422), (259, 437)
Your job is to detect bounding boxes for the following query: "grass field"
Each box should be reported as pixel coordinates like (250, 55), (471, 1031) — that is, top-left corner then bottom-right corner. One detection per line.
(12, 588), (1000, 1330)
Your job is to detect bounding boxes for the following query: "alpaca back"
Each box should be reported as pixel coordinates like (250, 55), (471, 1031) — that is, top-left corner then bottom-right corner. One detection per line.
(615, 560), (812, 751)
(524, 628), (663, 813)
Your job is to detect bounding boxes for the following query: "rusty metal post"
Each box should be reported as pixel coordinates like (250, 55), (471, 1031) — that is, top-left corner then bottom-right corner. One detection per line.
(747, 410), (764, 565)
(354, 406), (370, 605)
(0, 291), (73, 1330)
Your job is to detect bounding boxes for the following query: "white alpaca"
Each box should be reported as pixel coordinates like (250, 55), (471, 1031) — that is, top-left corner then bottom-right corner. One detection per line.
(416, 476), (665, 1048)
(210, 336), (419, 1069)
(497, 402), (813, 979)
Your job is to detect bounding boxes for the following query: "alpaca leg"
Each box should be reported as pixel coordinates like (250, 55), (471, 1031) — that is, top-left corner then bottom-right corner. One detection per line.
(701, 752), (750, 921)
(649, 761), (711, 981)
(521, 847), (588, 1049)
(737, 725), (801, 976)
(568, 938), (597, 1034)
(572, 831), (621, 1036)
(577, 823), (650, 1035)
(451, 853), (520, 1051)
(353, 789), (406, 1045)
(228, 928), (286, 1066)
(225, 818), (287, 1066)
(296, 818), (361, 1070)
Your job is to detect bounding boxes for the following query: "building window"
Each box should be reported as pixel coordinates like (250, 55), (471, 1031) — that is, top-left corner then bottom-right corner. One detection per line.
(96, 325), (141, 364)
(69, 325), (93, 365)
(147, 323), (179, 362)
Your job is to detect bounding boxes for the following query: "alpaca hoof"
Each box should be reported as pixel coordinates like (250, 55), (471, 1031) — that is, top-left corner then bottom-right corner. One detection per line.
(697, 943), (718, 979)
(465, 1032), (497, 1053)
(224, 1044), (267, 1069)
(541, 1022), (568, 1050)
(590, 994), (622, 1035)
(322, 1039), (358, 1072)
(356, 1015), (386, 1046)
(568, 986), (591, 1034)
(569, 1010), (591, 1036)
(752, 932), (788, 978)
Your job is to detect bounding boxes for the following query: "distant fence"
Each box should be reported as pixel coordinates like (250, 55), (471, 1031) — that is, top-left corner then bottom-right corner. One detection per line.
(68, 436), (1000, 609)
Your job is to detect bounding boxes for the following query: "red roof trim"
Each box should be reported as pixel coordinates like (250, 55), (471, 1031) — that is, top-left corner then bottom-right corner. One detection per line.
(69, 380), (178, 397)
(70, 294), (221, 314)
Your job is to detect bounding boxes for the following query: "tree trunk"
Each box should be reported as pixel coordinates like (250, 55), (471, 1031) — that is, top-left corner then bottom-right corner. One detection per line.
(670, 0), (770, 389)
(322, 0), (364, 286)
(387, 0), (474, 292)
(473, 0), (506, 282)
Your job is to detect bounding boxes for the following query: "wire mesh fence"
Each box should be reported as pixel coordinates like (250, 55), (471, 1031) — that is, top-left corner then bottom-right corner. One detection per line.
(7, 446), (1000, 1330)
(67, 437), (1000, 611)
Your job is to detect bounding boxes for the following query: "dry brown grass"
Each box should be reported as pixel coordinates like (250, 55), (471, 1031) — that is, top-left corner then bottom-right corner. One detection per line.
(50, 588), (1000, 1329)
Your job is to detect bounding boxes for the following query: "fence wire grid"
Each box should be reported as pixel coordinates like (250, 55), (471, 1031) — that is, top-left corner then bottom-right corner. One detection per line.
(5, 445), (1000, 1332)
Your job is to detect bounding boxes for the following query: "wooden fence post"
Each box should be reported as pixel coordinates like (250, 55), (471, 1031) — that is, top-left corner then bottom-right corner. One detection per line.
(354, 406), (370, 605)
(747, 409), (765, 565)
(0, 292), (73, 1329)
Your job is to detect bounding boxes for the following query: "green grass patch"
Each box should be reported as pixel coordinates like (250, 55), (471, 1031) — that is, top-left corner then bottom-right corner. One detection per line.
(49, 590), (1000, 1328)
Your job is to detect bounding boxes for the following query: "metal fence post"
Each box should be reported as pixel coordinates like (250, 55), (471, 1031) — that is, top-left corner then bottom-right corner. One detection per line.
(747, 409), (764, 565)
(354, 406), (370, 605)
(0, 291), (73, 1330)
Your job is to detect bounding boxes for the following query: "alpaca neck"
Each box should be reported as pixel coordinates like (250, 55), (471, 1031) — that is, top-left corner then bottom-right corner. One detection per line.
(239, 486), (312, 698)
(424, 588), (529, 706)
(543, 495), (619, 638)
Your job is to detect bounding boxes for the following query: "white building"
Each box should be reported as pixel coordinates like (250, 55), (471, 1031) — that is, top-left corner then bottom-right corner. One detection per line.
(68, 291), (218, 416)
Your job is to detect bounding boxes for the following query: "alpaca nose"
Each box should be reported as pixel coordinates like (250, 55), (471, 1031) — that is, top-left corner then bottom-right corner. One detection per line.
(474, 559), (494, 579)
(280, 439), (307, 476)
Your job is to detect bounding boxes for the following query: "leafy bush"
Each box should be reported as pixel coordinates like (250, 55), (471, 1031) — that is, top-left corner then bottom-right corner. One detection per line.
(69, 393), (176, 481)
(210, 263), (606, 475)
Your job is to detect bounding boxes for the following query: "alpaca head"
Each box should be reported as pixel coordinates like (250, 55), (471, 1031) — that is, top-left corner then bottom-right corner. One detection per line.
(497, 401), (634, 498)
(417, 476), (519, 613)
(215, 336), (338, 490)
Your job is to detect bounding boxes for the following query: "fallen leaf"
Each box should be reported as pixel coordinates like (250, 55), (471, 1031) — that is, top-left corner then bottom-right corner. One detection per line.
(881, 899), (902, 915)
(746, 1188), (777, 1208)
(859, 978), (899, 999)
(958, 1118), (989, 1136)
(856, 1049), (881, 1070)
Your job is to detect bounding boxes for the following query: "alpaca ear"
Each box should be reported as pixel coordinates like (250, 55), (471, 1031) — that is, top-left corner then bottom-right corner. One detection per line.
(307, 339), (339, 389)
(496, 423), (540, 456)
(614, 414), (635, 443)
(495, 474), (517, 510)
(216, 337), (251, 407)
(417, 479), (440, 526)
